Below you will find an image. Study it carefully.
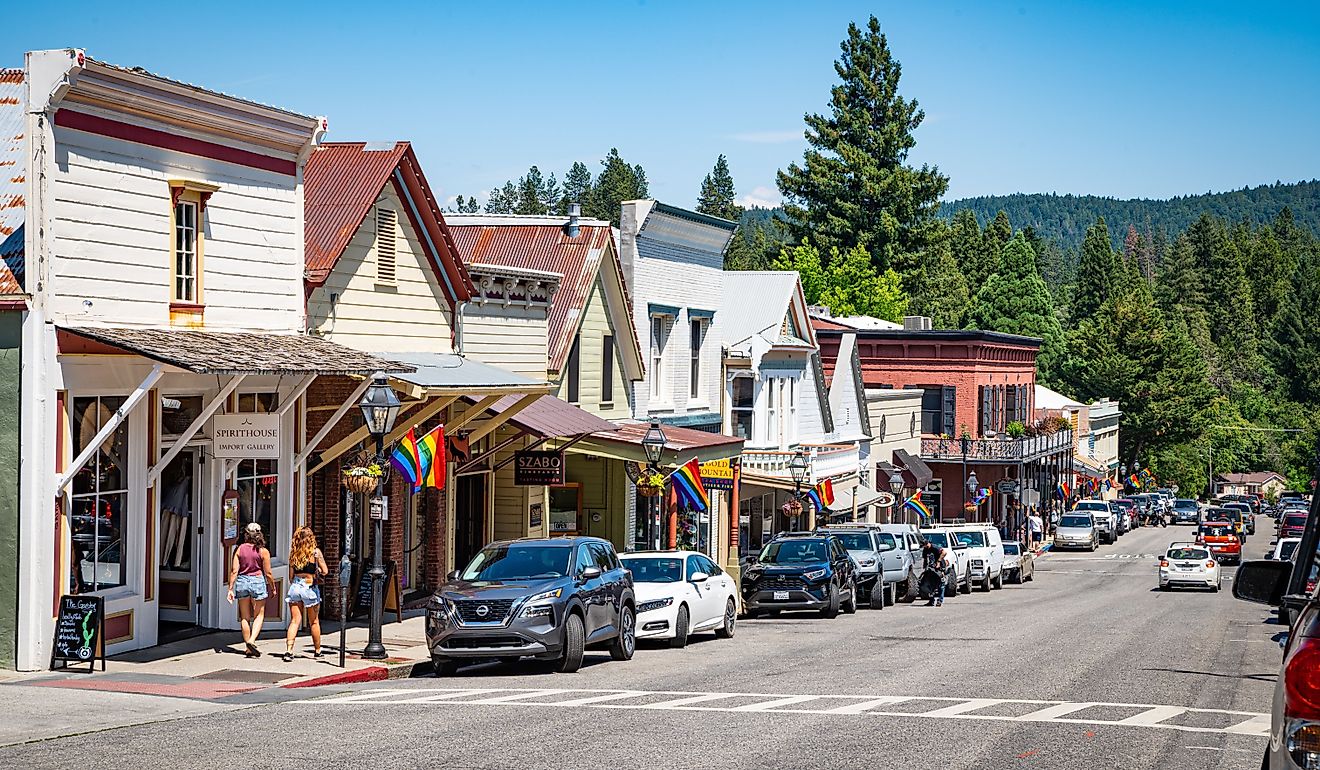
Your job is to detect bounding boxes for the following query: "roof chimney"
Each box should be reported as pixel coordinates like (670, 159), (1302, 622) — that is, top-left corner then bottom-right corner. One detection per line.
(565, 202), (581, 238)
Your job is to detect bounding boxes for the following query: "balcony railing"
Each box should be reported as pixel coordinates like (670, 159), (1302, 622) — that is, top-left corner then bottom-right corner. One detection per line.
(921, 429), (1074, 463)
(740, 443), (860, 484)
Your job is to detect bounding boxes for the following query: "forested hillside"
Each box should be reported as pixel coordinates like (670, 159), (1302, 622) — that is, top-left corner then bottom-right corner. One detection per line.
(943, 180), (1320, 250)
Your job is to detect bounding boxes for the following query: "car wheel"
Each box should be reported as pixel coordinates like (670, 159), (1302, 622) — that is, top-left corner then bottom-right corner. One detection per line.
(1089, 540), (1097, 552)
(609, 605), (636, 661)
(819, 584), (841, 619)
(1159, 584), (1170, 592)
(869, 580), (886, 609)
(715, 598), (736, 639)
(981, 574), (992, 592)
(842, 581), (858, 614)
(431, 656), (460, 677)
(669, 605), (690, 649)
(960, 569), (972, 594)
(1026, 569), (1034, 582)
(883, 581), (896, 607)
(903, 570), (920, 602)
(556, 612), (585, 673)
(992, 571), (1003, 590)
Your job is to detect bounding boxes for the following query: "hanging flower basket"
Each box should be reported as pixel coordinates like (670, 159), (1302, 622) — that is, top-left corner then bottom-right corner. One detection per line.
(343, 463), (384, 494)
(637, 482), (662, 498)
(782, 498), (804, 518)
(963, 502), (978, 515)
(635, 469), (665, 498)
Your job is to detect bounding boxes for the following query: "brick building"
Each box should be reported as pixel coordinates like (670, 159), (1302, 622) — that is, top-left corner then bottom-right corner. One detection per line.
(816, 322), (1074, 529)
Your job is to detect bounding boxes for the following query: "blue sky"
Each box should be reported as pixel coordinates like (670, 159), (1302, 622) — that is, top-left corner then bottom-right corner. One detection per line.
(8, 1), (1319, 209)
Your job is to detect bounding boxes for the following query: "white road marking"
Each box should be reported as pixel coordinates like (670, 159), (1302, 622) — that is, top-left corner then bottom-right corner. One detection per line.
(1185, 746), (1224, 751)
(297, 687), (1270, 737)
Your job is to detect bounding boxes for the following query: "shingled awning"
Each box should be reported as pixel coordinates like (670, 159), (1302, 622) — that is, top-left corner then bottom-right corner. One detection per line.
(58, 326), (414, 375)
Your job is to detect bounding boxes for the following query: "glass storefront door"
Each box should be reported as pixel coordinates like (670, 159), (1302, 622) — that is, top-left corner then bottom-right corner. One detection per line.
(159, 448), (205, 629)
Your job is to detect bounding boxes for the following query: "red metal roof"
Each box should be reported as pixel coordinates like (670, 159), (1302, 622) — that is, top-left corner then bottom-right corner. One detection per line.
(810, 317), (853, 332)
(593, 421), (744, 453)
(448, 218), (636, 375)
(304, 142), (473, 302)
(464, 394), (617, 438)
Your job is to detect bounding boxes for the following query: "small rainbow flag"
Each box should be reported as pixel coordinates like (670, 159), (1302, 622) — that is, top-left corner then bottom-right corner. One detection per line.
(1129, 473), (1141, 488)
(904, 491), (933, 523)
(805, 479), (836, 512)
(390, 427), (421, 487)
(972, 487), (990, 506)
(416, 424), (446, 489)
(670, 458), (708, 512)
(1055, 480), (1071, 499)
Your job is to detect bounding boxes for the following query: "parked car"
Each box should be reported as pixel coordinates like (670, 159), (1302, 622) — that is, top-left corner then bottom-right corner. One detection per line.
(1196, 520), (1242, 564)
(620, 551), (736, 647)
(1113, 498), (1138, 527)
(1272, 537), (1302, 563)
(741, 533), (858, 618)
(819, 523), (921, 606)
(1002, 541), (1034, 584)
(942, 524), (1006, 591)
(919, 528), (972, 596)
(1158, 543), (1221, 592)
(426, 537), (635, 675)
(1282, 510), (1309, 539)
(1171, 498), (1200, 525)
(1225, 501), (1256, 536)
(1073, 500), (1116, 544)
(1053, 513), (1098, 551)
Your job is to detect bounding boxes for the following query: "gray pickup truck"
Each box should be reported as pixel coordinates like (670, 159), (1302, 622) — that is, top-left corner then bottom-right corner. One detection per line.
(818, 523), (923, 606)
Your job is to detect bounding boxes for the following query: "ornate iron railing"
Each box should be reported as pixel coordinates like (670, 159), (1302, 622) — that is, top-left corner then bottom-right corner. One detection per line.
(921, 429), (1074, 463)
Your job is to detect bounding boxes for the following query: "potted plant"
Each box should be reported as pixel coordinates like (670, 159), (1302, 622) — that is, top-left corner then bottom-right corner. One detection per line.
(1006, 421), (1026, 438)
(636, 469), (666, 497)
(342, 462), (384, 494)
(782, 498), (804, 518)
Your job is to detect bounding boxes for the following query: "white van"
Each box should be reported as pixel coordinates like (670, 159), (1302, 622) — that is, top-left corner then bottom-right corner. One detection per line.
(940, 524), (1006, 591)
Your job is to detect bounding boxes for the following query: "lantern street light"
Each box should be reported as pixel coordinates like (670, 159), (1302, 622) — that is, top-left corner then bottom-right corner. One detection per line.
(641, 421), (667, 549)
(359, 372), (401, 661)
(959, 433), (973, 514)
(788, 448), (809, 531)
(888, 470), (907, 525)
(1120, 463), (1128, 492)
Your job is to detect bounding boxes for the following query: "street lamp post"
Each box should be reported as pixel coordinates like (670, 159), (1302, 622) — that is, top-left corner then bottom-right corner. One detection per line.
(1120, 463), (1128, 492)
(642, 421), (667, 550)
(959, 434), (972, 516)
(358, 373), (401, 661)
(966, 470), (980, 523)
(888, 470), (906, 525)
(789, 448), (808, 530)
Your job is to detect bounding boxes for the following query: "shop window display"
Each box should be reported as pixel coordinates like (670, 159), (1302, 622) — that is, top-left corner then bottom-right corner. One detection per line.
(236, 459), (278, 554)
(71, 396), (129, 593)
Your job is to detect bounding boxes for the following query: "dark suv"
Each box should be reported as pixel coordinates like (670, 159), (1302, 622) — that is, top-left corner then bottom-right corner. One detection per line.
(426, 537), (635, 675)
(741, 533), (858, 618)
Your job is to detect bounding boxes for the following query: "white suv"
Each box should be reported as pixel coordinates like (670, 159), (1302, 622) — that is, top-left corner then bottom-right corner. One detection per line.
(941, 524), (1006, 591)
(919, 528), (972, 596)
(1073, 500), (1117, 544)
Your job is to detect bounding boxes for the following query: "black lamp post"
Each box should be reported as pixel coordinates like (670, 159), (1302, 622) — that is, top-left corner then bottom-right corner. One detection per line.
(789, 448), (808, 531)
(642, 421), (667, 549)
(966, 470), (980, 522)
(358, 372), (401, 660)
(959, 434), (972, 514)
(1120, 463), (1128, 492)
(888, 470), (906, 525)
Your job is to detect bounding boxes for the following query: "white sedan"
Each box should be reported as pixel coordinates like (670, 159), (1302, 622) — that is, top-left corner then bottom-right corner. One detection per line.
(620, 551), (737, 647)
(1158, 543), (1221, 591)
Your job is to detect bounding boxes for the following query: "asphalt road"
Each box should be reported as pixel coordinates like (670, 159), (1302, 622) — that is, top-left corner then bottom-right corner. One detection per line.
(0, 521), (1286, 769)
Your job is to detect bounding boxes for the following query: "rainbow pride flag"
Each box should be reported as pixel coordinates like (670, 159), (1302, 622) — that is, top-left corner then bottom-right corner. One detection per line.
(904, 491), (932, 523)
(805, 479), (836, 512)
(416, 424), (446, 489)
(670, 459), (708, 512)
(390, 427), (421, 487)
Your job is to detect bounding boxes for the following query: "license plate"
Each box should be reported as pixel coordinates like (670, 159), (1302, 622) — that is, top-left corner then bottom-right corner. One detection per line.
(773, 591), (789, 601)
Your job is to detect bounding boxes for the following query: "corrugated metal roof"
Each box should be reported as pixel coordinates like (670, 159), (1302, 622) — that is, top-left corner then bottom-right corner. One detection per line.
(592, 421), (744, 453)
(0, 69), (25, 295)
(387, 352), (546, 390)
(462, 393), (617, 439)
(447, 216), (629, 375)
(721, 271), (799, 347)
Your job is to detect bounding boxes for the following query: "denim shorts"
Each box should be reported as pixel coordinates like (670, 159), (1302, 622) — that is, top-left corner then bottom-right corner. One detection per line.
(287, 577), (321, 607)
(234, 574), (269, 601)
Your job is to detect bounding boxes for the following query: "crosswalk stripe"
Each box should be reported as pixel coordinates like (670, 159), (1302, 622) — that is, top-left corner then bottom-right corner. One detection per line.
(465, 690), (563, 704)
(1018, 702), (1097, 721)
(629, 693), (741, 709)
(1224, 714), (1272, 735)
(919, 698), (1004, 717)
(1116, 705), (1186, 726)
(549, 691), (649, 706)
(825, 696), (912, 714)
(730, 695), (821, 712)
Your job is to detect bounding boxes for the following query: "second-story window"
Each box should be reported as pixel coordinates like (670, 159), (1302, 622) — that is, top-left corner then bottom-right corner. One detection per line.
(650, 315), (669, 401)
(566, 334), (581, 404)
(730, 376), (754, 439)
(601, 334), (615, 406)
(173, 199), (199, 304)
(689, 319), (705, 400)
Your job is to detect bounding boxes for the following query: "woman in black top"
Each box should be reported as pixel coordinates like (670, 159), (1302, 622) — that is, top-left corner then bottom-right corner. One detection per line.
(283, 526), (328, 661)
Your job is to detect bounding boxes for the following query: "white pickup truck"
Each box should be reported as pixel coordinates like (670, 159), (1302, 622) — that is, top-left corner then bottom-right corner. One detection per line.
(1073, 499), (1117, 544)
(918, 528), (972, 597)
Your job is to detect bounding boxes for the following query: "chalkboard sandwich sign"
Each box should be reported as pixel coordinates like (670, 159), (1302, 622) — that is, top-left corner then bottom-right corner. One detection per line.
(51, 595), (105, 672)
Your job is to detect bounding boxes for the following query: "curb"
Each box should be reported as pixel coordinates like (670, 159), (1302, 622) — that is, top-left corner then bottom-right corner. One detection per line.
(281, 658), (433, 689)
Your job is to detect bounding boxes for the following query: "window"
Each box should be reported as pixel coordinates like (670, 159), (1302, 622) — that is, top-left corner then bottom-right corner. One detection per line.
(1005, 384), (1018, 426)
(173, 199), (199, 303)
(767, 377), (778, 447)
(601, 335), (615, 405)
(919, 387), (943, 435)
(685, 554), (702, 579)
(650, 316), (668, 400)
(375, 207), (398, 284)
(786, 376), (798, 446)
(574, 544), (595, 577)
(689, 319), (705, 399)
(236, 460), (278, 554)
(566, 334), (581, 404)
(731, 376), (754, 439)
(71, 396), (129, 592)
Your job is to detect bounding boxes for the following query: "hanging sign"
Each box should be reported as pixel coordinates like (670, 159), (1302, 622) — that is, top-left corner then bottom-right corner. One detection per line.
(995, 480), (1020, 495)
(514, 450), (565, 486)
(369, 496), (388, 521)
(699, 458), (737, 491)
(213, 414), (280, 459)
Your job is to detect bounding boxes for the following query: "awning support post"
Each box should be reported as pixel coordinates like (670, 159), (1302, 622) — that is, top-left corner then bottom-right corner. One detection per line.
(307, 395), (457, 477)
(56, 364), (163, 494)
(296, 376), (375, 469)
(147, 374), (246, 486)
(276, 374), (317, 417)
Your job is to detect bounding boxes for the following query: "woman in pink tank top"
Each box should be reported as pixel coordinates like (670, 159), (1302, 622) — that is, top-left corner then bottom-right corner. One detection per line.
(227, 523), (274, 657)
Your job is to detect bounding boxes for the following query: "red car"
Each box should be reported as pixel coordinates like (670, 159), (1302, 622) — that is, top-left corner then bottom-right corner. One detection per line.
(1282, 511), (1309, 539)
(1196, 521), (1242, 564)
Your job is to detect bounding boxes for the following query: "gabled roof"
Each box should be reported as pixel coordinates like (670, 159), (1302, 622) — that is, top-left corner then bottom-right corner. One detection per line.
(722, 271), (816, 351)
(304, 142), (474, 305)
(446, 214), (644, 381)
(0, 69), (25, 298)
(1035, 384), (1085, 410)
(1216, 471), (1287, 485)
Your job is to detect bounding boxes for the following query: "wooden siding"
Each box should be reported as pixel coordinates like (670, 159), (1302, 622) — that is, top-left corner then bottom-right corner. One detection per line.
(462, 306), (548, 379)
(564, 455), (629, 548)
(308, 184), (454, 352)
(49, 125), (304, 331)
(552, 277), (632, 420)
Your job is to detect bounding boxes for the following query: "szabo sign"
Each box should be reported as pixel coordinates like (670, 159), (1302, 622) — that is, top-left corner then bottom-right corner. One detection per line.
(514, 450), (565, 486)
(213, 414), (280, 459)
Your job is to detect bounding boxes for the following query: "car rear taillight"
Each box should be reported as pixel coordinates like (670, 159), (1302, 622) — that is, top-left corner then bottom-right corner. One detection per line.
(1206, 561), (1215, 569)
(1159, 560), (1169, 567)
(1285, 637), (1320, 720)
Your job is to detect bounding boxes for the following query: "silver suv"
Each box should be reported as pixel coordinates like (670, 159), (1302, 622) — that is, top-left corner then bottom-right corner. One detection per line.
(818, 524), (922, 607)
(426, 537), (636, 675)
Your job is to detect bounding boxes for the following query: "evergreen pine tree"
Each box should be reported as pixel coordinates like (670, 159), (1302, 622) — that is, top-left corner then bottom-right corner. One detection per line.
(950, 209), (994, 290)
(559, 161), (593, 215)
(586, 148), (649, 226)
(982, 210), (1013, 266)
(908, 239), (970, 329)
(697, 155), (742, 221)
(776, 15), (948, 274)
(485, 181), (518, 214)
(966, 233), (1066, 382)
(1071, 216), (1119, 322)
(516, 166), (554, 215)
(1270, 247), (1320, 403)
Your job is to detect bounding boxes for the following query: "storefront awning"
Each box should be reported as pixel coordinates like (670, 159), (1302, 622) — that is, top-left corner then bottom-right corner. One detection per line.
(566, 421), (744, 468)
(386, 352), (552, 396)
(894, 448), (934, 489)
(1074, 454), (1108, 479)
(461, 394), (618, 439)
(59, 326), (411, 375)
(832, 483), (894, 511)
